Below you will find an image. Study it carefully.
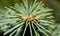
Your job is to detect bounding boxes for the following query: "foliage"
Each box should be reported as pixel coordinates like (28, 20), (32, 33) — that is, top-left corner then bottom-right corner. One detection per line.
(0, 0), (55, 36)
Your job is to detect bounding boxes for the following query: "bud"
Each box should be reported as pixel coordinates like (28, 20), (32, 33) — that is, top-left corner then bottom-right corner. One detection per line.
(27, 16), (33, 21)
(34, 16), (40, 20)
(22, 16), (27, 20)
